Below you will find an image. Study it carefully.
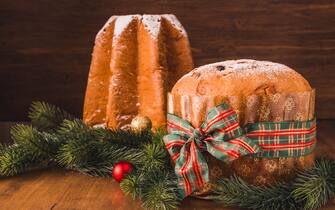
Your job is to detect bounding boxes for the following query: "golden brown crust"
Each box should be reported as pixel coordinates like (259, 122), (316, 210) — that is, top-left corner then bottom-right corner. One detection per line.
(83, 14), (194, 129)
(169, 59), (315, 194)
(83, 17), (116, 126)
(106, 17), (139, 128)
(172, 59), (312, 97)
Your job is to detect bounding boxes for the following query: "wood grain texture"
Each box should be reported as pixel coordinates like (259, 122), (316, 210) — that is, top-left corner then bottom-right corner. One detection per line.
(0, 120), (334, 209)
(0, 0), (334, 120)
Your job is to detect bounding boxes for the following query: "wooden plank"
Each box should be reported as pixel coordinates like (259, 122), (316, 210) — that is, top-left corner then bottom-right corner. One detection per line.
(0, 169), (144, 210)
(0, 0), (334, 120)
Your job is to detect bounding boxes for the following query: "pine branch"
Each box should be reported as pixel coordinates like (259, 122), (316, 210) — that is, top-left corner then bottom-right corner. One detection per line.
(121, 170), (180, 210)
(55, 119), (97, 167)
(0, 144), (6, 155)
(214, 176), (298, 210)
(56, 137), (97, 168)
(100, 143), (144, 165)
(139, 143), (170, 172)
(10, 124), (48, 156)
(0, 144), (40, 176)
(56, 119), (106, 166)
(41, 132), (63, 155)
(2, 124), (62, 176)
(151, 128), (167, 146)
(10, 124), (59, 157)
(57, 119), (148, 147)
(73, 161), (113, 177)
(120, 172), (145, 199)
(11, 124), (40, 145)
(56, 118), (168, 176)
(141, 170), (180, 210)
(56, 119), (144, 175)
(292, 158), (335, 210)
(94, 127), (152, 148)
(70, 145), (143, 177)
(28, 101), (72, 131)
(57, 119), (91, 141)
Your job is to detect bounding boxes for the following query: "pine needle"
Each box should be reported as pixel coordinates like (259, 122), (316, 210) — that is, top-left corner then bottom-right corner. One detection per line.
(214, 176), (298, 210)
(139, 143), (170, 172)
(94, 127), (152, 147)
(65, 145), (143, 177)
(10, 124), (57, 157)
(121, 170), (179, 210)
(120, 172), (145, 199)
(0, 143), (6, 155)
(0, 144), (39, 176)
(28, 101), (72, 131)
(292, 158), (335, 210)
(11, 124), (41, 145)
(56, 119), (145, 175)
(141, 170), (180, 210)
(151, 128), (167, 145)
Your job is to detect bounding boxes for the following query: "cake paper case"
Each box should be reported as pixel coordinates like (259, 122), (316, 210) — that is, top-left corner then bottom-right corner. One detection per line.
(167, 90), (315, 195)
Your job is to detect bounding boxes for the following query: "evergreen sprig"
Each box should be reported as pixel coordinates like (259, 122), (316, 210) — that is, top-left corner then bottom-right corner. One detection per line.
(213, 159), (335, 210)
(56, 119), (98, 167)
(11, 124), (59, 157)
(292, 158), (335, 210)
(0, 143), (39, 176)
(121, 170), (180, 210)
(0, 144), (5, 155)
(95, 128), (153, 148)
(140, 143), (170, 172)
(28, 101), (72, 131)
(213, 176), (298, 210)
(120, 172), (145, 199)
(141, 171), (180, 210)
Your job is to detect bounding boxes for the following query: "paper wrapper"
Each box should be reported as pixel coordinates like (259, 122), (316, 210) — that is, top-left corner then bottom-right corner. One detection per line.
(167, 90), (315, 195)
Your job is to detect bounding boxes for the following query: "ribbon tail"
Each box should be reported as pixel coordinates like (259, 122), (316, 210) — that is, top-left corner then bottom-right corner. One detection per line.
(175, 140), (209, 198)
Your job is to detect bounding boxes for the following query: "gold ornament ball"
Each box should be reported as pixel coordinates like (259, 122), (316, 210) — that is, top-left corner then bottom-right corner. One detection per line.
(131, 115), (152, 132)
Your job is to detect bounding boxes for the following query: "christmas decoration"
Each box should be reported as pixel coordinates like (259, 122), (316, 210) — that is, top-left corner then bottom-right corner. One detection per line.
(113, 161), (133, 182)
(167, 59), (316, 193)
(164, 102), (316, 197)
(0, 101), (333, 210)
(130, 115), (152, 132)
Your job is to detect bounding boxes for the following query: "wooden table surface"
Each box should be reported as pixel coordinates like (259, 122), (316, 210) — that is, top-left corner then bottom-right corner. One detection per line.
(0, 120), (334, 210)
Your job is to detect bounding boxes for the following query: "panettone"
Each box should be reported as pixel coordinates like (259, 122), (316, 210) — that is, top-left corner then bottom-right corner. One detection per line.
(168, 59), (315, 191)
(83, 14), (193, 129)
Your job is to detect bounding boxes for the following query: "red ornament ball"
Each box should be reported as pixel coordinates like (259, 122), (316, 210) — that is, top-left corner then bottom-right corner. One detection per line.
(112, 161), (133, 182)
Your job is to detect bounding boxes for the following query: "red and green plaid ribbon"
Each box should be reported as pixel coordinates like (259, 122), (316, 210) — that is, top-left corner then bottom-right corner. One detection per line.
(163, 103), (316, 198)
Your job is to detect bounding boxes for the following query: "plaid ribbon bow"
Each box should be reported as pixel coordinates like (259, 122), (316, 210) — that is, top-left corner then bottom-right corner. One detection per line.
(163, 103), (316, 198)
(163, 103), (262, 197)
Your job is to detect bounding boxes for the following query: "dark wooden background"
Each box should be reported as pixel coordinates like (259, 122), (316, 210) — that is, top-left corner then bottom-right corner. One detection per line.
(1, 0), (334, 121)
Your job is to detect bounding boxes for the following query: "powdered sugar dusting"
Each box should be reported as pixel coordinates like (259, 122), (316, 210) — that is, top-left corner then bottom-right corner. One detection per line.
(187, 59), (293, 81)
(92, 123), (107, 128)
(97, 16), (116, 38)
(142, 15), (162, 38)
(113, 15), (139, 44)
(111, 14), (187, 43)
(221, 59), (291, 80)
(162, 14), (187, 37)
